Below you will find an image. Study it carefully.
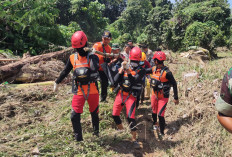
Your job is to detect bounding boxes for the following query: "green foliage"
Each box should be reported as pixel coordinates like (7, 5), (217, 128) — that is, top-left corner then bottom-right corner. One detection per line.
(59, 22), (81, 47)
(136, 33), (148, 45)
(56, 0), (72, 25)
(98, 0), (127, 23)
(184, 22), (214, 50)
(164, 0), (231, 53)
(0, 49), (13, 55)
(0, 0), (65, 55)
(145, 1), (172, 49)
(71, 0), (109, 41)
(0, 0), (232, 55)
(110, 0), (153, 45)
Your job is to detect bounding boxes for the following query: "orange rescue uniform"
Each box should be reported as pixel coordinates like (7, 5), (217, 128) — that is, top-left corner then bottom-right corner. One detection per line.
(93, 42), (111, 71)
(70, 54), (98, 95)
(151, 66), (169, 99)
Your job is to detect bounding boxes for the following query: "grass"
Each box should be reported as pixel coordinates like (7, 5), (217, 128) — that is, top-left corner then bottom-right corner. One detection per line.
(1, 51), (232, 156)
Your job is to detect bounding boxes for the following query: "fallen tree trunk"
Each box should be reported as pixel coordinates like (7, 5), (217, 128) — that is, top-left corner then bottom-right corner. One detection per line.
(8, 81), (54, 89)
(0, 47), (73, 82)
(0, 59), (20, 62)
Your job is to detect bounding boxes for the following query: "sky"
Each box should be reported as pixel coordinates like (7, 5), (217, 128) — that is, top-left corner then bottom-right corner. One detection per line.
(170, 0), (232, 8)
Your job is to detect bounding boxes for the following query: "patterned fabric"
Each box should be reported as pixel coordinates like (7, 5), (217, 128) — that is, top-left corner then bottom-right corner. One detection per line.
(216, 67), (232, 116)
(220, 67), (232, 104)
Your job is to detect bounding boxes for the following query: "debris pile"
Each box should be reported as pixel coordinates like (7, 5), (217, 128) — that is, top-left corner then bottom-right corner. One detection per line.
(180, 46), (210, 64)
(15, 60), (70, 83)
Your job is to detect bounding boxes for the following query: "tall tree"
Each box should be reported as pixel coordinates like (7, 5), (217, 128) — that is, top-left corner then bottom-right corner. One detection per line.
(70, 0), (109, 41)
(98, 0), (127, 23)
(142, 0), (172, 49)
(0, 0), (65, 55)
(56, 0), (73, 25)
(108, 0), (152, 44)
(164, 0), (231, 54)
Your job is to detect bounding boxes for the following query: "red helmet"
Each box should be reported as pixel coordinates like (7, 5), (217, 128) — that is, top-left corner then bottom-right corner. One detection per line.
(152, 51), (166, 61)
(71, 31), (88, 48)
(129, 47), (141, 61)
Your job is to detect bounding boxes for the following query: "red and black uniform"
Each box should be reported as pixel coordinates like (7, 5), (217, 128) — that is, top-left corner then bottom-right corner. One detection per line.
(146, 66), (178, 134)
(93, 42), (112, 101)
(56, 52), (99, 141)
(112, 67), (145, 131)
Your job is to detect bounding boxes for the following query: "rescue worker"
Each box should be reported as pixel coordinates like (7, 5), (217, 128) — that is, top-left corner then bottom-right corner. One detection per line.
(93, 30), (112, 102)
(146, 51), (179, 137)
(121, 43), (131, 61)
(112, 47), (146, 147)
(140, 52), (151, 104)
(109, 43), (123, 70)
(140, 44), (153, 65)
(128, 40), (134, 49)
(54, 31), (100, 141)
(108, 43), (123, 91)
(215, 67), (232, 133)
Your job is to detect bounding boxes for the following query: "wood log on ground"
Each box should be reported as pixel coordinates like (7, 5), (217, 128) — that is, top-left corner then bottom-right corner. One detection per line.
(14, 60), (72, 83)
(8, 81), (54, 89)
(0, 59), (20, 62)
(0, 47), (73, 82)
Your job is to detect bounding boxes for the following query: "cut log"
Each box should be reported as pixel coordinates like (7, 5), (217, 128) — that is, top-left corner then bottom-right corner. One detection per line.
(0, 47), (73, 82)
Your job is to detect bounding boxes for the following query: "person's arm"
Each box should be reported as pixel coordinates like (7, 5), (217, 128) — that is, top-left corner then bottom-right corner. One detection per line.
(145, 60), (151, 68)
(128, 68), (146, 84)
(114, 68), (124, 85)
(89, 54), (99, 72)
(166, 71), (178, 100)
(109, 58), (118, 65)
(55, 58), (73, 84)
(145, 67), (152, 74)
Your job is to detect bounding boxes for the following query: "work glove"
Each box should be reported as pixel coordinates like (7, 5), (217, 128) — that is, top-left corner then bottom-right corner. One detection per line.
(92, 48), (96, 54)
(121, 61), (129, 70)
(173, 99), (179, 105)
(53, 82), (59, 92)
(105, 58), (111, 63)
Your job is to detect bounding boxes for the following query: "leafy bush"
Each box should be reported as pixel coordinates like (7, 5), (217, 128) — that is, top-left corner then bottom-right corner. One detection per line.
(59, 22), (81, 47)
(183, 21), (227, 53)
(0, 0), (65, 55)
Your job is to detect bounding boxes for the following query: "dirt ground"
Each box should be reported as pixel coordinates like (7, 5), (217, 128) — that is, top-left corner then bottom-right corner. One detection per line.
(1, 52), (232, 156)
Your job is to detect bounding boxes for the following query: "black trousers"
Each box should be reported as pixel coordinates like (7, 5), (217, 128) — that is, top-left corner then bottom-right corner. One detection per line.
(99, 70), (109, 100)
(71, 110), (99, 141)
(140, 82), (145, 103)
(136, 89), (142, 108)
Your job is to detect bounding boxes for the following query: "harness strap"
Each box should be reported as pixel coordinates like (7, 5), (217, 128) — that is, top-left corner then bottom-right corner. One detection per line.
(152, 67), (168, 99)
(102, 42), (107, 62)
(74, 53), (90, 66)
(132, 86), (142, 90)
(121, 89), (130, 106)
(153, 66), (167, 77)
(79, 82), (90, 100)
(74, 53), (78, 66)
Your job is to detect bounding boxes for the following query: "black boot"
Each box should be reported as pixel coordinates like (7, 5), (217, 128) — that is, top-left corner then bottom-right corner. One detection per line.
(152, 113), (158, 130)
(91, 112), (99, 136)
(152, 113), (157, 125)
(158, 116), (165, 135)
(100, 96), (107, 102)
(74, 133), (83, 141)
(71, 110), (83, 141)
